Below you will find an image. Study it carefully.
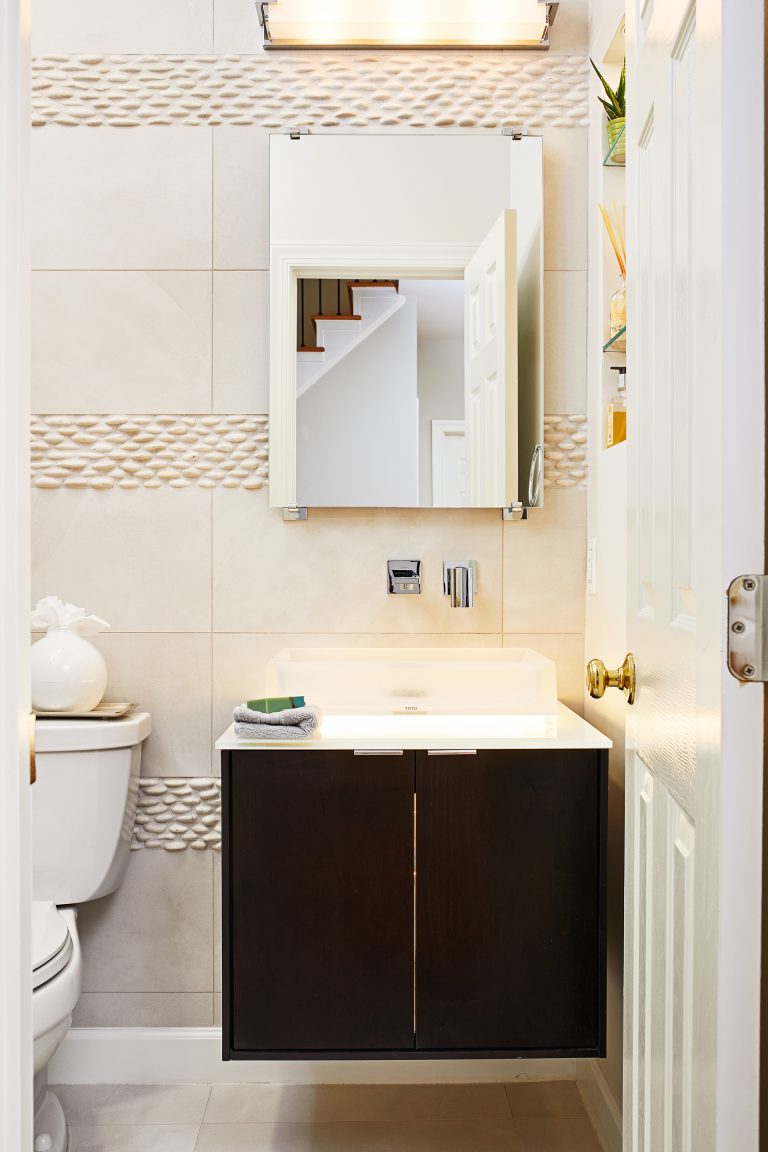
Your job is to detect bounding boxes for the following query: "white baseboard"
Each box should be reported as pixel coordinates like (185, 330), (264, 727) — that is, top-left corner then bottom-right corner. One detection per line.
(577, 1059), (622, 1152)
(50, 1027), (582, 1086)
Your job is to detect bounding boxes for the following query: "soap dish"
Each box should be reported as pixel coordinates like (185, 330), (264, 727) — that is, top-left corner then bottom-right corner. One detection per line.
(34, 701), (138, 720)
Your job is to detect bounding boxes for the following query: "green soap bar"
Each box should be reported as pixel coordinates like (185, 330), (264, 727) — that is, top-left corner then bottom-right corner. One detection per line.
(246, 695), (305, 713)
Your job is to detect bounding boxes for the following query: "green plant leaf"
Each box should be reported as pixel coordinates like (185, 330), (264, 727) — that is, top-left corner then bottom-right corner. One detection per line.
(590, 57), (623, 118)
(598, 97), (620, 120)
(616, 62), (626, 114)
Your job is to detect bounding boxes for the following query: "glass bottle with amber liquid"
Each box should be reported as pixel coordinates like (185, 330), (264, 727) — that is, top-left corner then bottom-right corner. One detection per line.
(606, 366), (626, 447)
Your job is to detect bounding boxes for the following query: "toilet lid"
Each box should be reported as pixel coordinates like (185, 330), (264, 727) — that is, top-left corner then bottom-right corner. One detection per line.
(31, 902), (72, 989)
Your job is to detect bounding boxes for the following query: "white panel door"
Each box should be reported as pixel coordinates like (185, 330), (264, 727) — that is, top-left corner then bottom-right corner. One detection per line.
(624, 0), (763, 1149)
(431, 420), (466, 507)
(463, 209), (517, 506)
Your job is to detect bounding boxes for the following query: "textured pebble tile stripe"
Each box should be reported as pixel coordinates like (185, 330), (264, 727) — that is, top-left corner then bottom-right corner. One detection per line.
(31, 415), (268, 491)
(543, 414), (587, 489)
(31, 413), (587, 491)
(31, 53), (589, 129)
(132, 777), (221, 852)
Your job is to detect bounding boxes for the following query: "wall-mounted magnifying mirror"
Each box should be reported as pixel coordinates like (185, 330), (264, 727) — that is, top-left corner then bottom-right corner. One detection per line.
(269, 134), (543, 512)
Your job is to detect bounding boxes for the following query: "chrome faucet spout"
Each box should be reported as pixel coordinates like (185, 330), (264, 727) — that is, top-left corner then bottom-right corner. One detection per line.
(443, 561), (476, 608)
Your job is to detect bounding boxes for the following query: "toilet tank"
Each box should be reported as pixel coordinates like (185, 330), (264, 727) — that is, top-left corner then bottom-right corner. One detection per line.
(32, 713), (151, 904)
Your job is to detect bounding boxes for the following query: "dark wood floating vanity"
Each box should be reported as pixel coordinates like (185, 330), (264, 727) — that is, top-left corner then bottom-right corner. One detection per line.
(219, 714), (610, 1062)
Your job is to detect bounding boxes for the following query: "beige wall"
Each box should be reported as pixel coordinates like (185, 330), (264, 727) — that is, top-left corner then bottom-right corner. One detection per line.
(30, 0), (590, 1028)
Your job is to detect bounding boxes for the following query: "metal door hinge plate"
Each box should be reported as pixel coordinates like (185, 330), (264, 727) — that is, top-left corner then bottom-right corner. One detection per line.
(502, 503), (528, 521)
(283, 126), (309, 140)
(501, 126), (530, 140)
(727, 574), (768, 681)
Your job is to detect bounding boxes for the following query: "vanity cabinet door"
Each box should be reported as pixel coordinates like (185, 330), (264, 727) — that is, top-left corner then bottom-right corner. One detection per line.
(225, 749), (415, 1055)
(415, 749), (606, 1055)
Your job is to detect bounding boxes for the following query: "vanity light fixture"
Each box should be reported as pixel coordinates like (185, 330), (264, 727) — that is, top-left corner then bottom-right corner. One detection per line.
(256, 1), (559, 50)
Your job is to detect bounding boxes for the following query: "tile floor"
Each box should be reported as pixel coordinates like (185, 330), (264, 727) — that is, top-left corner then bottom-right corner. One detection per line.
(51, 1082), (603, 1152)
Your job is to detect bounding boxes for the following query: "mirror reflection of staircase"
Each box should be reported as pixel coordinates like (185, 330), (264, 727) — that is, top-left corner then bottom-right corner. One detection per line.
(296, 279), (404, 397)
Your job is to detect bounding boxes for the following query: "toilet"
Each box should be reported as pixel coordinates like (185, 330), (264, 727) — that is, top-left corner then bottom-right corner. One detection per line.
(31, 712), (151, 1152)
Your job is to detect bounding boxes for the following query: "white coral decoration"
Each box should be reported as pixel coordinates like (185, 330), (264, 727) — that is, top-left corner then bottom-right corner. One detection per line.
(31, 595), (110, 637)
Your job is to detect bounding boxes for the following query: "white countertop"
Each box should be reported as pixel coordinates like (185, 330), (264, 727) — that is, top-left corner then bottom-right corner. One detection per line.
(215, 702), (612, 753)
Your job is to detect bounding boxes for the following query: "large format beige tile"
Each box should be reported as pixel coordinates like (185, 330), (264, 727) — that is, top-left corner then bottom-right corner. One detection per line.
(545, 1), (588, 54)
(542, 129), (588, 272)
(90, 633), (212, 777)
(204, 1084), (512, 1124)
(77, 847), (214, 993)
(212, 272), (269, 413)
(195, 1120), (524, 1152)
(544, 271), (587, 413)
(513, 1117), (601, 1152)
(502, 513), (586, 634)
(72, 992), (213, 1027)
(212, 492), (502, 633)
(32, 130), (212, 270)
(213, 853), (221, 992)
(33, 0), (212, 53)
(68, 1126), (199, 1152)
(32, 273), (213, 414)
(214, 0), (263, 52)
(213, 128), (270, 270)
(502, 633), (585, 715)
(32, 488), (212, 632)
(504, 1081), (586, 1119)
(54, 1085), (211, 1126)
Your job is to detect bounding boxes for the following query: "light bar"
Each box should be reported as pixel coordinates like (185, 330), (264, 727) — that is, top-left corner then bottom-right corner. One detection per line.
(258, 1), (558, 49)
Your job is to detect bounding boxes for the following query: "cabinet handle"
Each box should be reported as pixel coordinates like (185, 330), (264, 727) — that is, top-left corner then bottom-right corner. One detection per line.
(353, 749), (405, 756)
(427, 749), (477, 756)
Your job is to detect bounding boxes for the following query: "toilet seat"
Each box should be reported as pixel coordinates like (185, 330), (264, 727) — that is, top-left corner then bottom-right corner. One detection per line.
(32, 902), (72, 990)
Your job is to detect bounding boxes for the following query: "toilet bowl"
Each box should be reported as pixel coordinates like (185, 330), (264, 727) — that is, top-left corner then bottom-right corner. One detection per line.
(31, 711), (151, 1152)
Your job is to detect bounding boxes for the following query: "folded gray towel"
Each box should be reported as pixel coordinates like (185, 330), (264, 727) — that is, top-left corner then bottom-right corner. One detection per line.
(233, 703), (321, 740)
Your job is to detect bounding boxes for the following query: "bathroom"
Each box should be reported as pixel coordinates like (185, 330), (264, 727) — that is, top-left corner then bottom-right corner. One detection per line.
(2, 0), (766, 1150)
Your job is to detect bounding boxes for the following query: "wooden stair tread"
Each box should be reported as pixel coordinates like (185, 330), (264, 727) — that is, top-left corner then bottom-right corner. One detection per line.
(311, 314), (362, 322)
(298, 345), (325, 353)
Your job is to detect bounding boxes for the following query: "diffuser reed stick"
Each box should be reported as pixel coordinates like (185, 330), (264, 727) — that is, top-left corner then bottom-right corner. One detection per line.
(599, 203), (626, 277)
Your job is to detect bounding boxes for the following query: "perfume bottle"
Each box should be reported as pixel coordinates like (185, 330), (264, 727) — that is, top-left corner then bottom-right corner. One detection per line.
(606, 366), (627, 447)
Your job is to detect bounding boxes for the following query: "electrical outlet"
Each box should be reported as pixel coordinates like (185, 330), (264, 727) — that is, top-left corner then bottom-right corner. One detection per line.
(587, 538), (597, 595)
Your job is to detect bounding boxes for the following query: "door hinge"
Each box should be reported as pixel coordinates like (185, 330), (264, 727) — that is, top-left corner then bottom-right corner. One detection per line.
(501, 126), (530, 140)
(727, 575), (768, 681)
(283, 126), (309, 140)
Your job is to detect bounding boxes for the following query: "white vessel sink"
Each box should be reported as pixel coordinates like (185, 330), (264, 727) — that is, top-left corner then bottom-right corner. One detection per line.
(266, 648), (558, 736)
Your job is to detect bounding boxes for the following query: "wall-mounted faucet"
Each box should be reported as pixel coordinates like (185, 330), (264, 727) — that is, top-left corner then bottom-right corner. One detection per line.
(443, 561), (476, 608)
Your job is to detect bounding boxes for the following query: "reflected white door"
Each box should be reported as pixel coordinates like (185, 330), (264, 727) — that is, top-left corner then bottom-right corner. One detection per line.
(431, 419), (466, 507)
(464, 209), (517, 506)
(624, 0), (763, 1149)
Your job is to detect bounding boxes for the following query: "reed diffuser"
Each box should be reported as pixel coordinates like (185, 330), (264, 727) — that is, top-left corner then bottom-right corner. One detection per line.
(600, 201), (626, 350)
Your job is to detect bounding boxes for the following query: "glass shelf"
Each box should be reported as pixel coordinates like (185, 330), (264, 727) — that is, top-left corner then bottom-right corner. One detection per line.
(603, 122), (626, 167)
(603, 326), (626, 353)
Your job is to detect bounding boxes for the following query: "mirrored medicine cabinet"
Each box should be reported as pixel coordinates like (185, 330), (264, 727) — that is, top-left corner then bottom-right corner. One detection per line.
(269, 133), (544, 513)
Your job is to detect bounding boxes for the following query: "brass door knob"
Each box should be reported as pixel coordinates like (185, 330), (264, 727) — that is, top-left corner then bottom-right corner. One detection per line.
(586, 652), (636, 704)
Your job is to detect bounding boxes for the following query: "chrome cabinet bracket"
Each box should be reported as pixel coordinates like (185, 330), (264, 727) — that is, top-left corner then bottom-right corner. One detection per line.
(282, 506), (308, 521)
(727, 575), (768, 681)
(282, 126), (309, 140)
(502, 503), (528, 521)
(501, 126), (530, 140)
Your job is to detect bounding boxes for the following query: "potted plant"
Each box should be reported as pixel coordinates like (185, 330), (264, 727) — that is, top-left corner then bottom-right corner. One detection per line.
(591, 58), (625, 164)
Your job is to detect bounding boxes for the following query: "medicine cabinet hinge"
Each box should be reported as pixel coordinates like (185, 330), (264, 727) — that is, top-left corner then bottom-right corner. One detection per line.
(727, 575), (768, 681)
(501, 126), (530, 140)
(502, 503), (528, 521)
(282, 126), (310, 140)
(283, 506), (308, 521)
